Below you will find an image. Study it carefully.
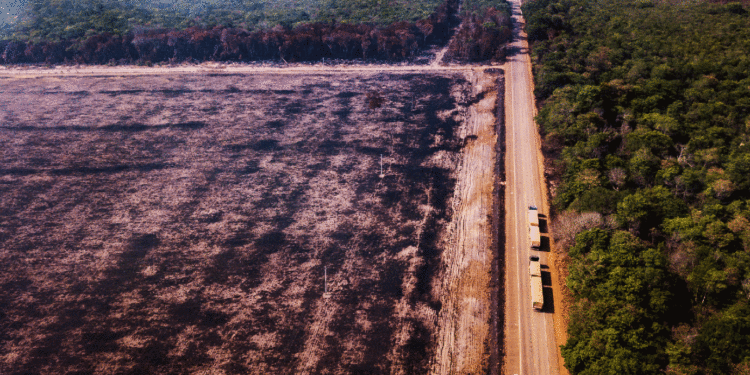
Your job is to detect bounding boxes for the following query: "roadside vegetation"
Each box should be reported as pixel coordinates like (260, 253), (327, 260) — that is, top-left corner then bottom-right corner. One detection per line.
(0, 0), (466, 64)
(523, 0), (750, 373)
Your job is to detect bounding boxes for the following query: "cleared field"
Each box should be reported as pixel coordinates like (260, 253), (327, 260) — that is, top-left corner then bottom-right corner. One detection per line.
(0, 71), (483, 374)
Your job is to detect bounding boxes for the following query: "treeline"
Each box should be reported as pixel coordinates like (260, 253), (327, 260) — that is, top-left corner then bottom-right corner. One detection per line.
(13, 0), (447, 40)
(523, 0), (750, 373)
(1, 0), (460, 64)
(444, 0), (512, 62)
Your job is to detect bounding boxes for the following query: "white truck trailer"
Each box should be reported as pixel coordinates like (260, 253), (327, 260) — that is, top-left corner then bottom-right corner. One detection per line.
(528, 205), (541, 248)
(528, 205), (539, 227)
(530, 256), (544, 310)
(529, 225), (541, 248)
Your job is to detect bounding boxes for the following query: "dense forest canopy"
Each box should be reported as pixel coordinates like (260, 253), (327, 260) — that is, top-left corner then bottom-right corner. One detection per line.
(0, 0), (513, 64)
(3, 0), (444, 41)
(523, 0), (750, 373)
(0, 0), (465, 64)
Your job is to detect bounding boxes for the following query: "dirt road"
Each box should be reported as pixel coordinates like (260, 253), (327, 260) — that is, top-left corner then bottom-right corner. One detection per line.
(502, 0), (568, 374)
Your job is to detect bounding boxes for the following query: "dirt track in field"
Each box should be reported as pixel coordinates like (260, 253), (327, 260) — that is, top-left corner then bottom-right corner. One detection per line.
(0, 65), (507, 374)
(431, 69), (499, 375)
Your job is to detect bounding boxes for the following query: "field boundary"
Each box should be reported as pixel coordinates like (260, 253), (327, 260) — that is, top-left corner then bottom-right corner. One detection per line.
(0, 62), (505, 78)
(490, 72), (506, 375)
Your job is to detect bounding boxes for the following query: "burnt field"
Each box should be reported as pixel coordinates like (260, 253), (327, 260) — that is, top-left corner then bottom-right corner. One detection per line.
(0, 71), (474, 374)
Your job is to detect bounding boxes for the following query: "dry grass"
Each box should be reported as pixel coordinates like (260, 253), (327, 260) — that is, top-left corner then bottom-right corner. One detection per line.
(550, 211), (606, 251)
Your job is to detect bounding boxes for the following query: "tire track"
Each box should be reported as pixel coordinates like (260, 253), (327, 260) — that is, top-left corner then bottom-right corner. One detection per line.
(431, 69), (498, 375)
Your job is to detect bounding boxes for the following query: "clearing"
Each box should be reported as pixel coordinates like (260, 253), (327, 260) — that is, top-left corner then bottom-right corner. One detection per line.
(0, 67), (502, 374)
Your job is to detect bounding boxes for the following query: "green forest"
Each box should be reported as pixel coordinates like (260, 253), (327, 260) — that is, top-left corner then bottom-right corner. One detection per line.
(1, 0), (513, 64)
(522, 0), (750, 373)
(3, 0), (444, 41)
(0, 0), (466, 64)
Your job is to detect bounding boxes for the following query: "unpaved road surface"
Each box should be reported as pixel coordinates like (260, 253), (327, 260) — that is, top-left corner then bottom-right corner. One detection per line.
(502, 0), (568, 374)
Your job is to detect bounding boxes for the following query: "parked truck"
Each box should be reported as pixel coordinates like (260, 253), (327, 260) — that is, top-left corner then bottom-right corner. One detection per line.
(528, 205), (541, 248)
(529, 225), (541, 248)
(529, 256), (544, 310)
(528, 205), (539, 227)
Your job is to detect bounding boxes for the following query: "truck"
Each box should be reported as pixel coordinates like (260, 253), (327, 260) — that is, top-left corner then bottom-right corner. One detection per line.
(529, 225), (541, 248)
(528, 205), (539, 227)
(529, 256), (544, 310)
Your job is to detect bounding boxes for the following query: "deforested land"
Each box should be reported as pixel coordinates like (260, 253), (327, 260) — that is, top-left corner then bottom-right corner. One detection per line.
(0, 69), (501, 374)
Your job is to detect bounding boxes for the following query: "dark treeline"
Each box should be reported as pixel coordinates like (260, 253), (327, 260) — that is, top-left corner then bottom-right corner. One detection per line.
(523, 0), (750, 373)
(444, 0), (513, 62)
(0, 0), (461, 64)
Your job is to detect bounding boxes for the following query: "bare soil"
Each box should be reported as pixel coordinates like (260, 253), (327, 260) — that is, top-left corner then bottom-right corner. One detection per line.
(0, 71), (486, 374)
(430, 70), (500, 375)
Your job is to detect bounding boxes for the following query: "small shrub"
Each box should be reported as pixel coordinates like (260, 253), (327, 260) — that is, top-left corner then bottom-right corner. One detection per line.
(366, 91), (385, 109)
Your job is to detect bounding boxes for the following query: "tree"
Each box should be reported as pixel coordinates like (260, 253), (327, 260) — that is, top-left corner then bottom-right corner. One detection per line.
(563, 229), (672, 374)
(728, 152), (750, 192)
(693, 303), (750, 374)
(625, 129), (674, 156)
(525, 0), (750, 372)
(616, 186), (687, 236)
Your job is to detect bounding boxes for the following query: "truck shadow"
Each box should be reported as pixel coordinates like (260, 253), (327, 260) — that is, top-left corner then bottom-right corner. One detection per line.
(540, 269), (552, 286)
(541, 286), (555, 313)
(538, 217), (548, 233)
(540, 270), (555, 314)
(537, 235), (551, 252)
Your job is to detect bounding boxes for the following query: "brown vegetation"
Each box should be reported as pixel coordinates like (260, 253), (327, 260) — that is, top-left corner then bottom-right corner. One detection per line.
(0, 71), (477, 374)
(444, 7), (513, 63)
